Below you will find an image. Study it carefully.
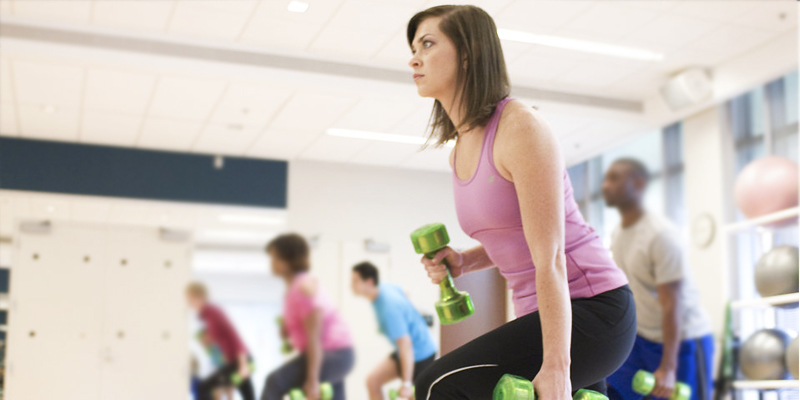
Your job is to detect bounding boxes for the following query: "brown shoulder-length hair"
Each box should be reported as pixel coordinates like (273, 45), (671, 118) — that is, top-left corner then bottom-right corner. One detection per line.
(266, 233), (310, 274)
(407, 5), (510, 147)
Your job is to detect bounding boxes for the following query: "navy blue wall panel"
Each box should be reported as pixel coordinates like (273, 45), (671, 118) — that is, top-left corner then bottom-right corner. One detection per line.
(0, 137), (287, 208)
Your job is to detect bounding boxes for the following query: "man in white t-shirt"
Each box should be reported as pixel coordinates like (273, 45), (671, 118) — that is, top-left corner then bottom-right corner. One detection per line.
(602, 158), (713, 400)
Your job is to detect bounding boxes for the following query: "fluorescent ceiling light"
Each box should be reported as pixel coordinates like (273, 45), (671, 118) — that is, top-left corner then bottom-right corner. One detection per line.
(327, 128), (455, 148)
(497, 29), (664, 61)
(287, 1), (309, 13)
(218, 214), (285, 225)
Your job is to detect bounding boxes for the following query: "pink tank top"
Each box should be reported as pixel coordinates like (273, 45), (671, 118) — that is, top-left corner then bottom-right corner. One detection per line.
(453, 97), (628, 318)
(284, 273), (353, 351)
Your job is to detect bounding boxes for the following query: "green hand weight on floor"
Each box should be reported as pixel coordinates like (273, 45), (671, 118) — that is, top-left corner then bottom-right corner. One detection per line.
(410, 223), (474, 325)
(288, 382), (334, 400)
(493, 374), (609, 400)
(632, 370), (691, 400)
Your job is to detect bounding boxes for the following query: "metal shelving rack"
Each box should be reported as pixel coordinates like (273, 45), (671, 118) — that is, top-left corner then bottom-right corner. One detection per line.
(723, 207), (800, 398)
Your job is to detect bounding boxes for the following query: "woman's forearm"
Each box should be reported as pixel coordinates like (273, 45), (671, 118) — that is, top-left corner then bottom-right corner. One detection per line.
(461, 245), (493, 274)
(535, 254), (571, 369)
(304, 310), (324, 381)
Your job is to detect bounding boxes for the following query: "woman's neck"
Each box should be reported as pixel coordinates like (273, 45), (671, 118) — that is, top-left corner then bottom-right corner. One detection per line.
(439, 91), (464, 134)
(283, 271), (300, 286)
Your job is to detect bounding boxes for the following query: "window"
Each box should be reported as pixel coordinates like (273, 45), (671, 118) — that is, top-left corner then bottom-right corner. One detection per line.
(567, 123), (686, 246)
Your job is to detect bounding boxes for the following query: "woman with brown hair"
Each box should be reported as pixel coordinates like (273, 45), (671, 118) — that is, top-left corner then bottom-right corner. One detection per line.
(261, 234), (355, 400)
(407, 5), (637, 400)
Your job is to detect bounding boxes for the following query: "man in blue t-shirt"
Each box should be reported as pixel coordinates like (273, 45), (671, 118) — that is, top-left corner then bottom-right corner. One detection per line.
(351, 262), (437, 400)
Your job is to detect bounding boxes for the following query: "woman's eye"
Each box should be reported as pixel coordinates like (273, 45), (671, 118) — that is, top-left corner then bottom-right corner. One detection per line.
(423, 41), (433, 48)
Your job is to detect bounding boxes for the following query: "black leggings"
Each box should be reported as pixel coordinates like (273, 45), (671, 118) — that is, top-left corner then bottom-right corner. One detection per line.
(415, 285), (636, 400)
(198, 359), (256, 400)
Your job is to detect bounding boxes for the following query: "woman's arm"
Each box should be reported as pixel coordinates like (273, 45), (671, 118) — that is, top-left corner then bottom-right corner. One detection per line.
(301, 279), (324, 400)
(424, 245), (493, 281)
(499, 103), (571, 400)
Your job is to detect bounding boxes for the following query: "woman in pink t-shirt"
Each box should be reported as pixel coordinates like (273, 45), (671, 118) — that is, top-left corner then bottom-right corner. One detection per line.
(262, 234), (354, 400)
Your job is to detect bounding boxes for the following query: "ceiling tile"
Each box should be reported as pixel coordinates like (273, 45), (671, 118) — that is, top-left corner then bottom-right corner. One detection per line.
(269, 92), (358, 132)
(500, 41), (535, 65)
(247, 129), (320, 160)
(424, 0), (513, 14)
(84, 69), (157, 114)
(326, 1), (418, 35)
(92, 0), (175, 32)
(211, 83), (292, 128)
(238, 17), (322, 52)
(496, 0), (593, 30)
(625, 14), (720, 47)
(687, 25), (774, 62)
(0, 105), (18, 136)
(18, 104), (79, 141)
(617, 1), (680, 12)
(13, 61), (84, 108)
(81, 111), (142, 147)
(12, 0), (92, 23)
(562, 3), (661, 41)
(192, 123), (260, 156)
(149, 77), (227, 120)
(138, 117), (203, 151)
(522, 36), (596, 63)
(309, 28), (393, 61)
(372, 31), (414, 66)
(252, 0), (345, 25)
(298, 134), (372, 162)
(333, 97), (420, 132)
(729, 1), (797, 32)
(169, 0), (257, 41)
(509, 55), (583, 84)
(0, 59), (13, 106)
(672, 1), (761, 22)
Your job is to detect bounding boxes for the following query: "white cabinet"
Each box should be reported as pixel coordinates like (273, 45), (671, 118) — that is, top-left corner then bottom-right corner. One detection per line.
(6, 221), (191, 400)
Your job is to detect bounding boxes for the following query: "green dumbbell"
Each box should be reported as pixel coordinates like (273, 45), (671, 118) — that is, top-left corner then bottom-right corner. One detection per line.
(230, 360), (256, 386)
(493, 374), (609, 400)
(410, 223), (474, 325)
(632, 370), (691, 400)
(389, 386), (415, 400)
(288, 382), (334, 400)
(276, 317), (294, 354)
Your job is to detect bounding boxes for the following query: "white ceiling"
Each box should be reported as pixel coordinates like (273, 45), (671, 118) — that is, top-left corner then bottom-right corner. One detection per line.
(0, 0), (796, 170)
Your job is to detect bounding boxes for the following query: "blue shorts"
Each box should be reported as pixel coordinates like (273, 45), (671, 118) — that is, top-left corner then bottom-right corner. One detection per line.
(607, 334), (714, 400)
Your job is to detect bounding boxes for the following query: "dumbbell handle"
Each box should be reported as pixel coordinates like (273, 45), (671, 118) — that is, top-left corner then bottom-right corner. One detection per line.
(423, 252), (461, 301)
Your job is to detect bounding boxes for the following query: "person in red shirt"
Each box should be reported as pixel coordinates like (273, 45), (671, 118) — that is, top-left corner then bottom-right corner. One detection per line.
(187, 282), (256, 400)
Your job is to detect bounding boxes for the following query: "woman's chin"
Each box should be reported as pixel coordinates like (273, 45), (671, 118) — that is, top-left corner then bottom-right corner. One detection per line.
(416, 87), (435, 99)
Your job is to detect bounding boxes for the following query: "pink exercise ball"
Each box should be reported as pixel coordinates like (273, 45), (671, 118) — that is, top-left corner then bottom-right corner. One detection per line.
(734, 156), (799, 219)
